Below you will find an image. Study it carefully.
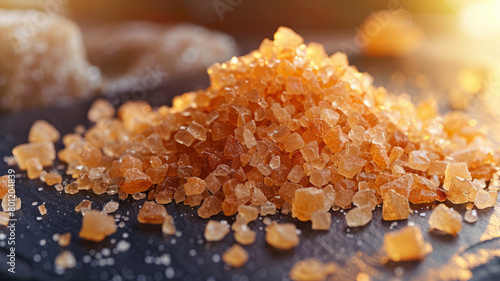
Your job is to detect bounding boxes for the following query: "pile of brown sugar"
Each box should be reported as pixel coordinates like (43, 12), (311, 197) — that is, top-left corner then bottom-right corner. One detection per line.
(7, 27), (500, 276)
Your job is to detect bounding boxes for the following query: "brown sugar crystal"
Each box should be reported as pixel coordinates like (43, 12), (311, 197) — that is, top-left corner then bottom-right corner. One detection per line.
(162, 215), (176, 235)
(382, 189), (410, 221)
(103, 201), (119, 214)
(38, 205), (47, 216)
(475, 190), (498, 209)
(44, 173), (62, 186)
(289, 258), (336, 281)
(12, 27), (500, 261)
(384, 225), (432, 262)
(79, 210), (117, 242)
(222, 244), (248, 268)
(204, 220), (230, 241)
(120, 168), (152, 194)
(345, 206), (373, 227)
(429, 204), (462, 235)
(266, 223), (300, 250)
(28, 120), (60, 143)
(58, 232), (71, 247)
(137, 201), (168, 224)
(54, 250), (76, 269)
(444, 163), (472, 190)
(12, 142), (55, 170)
(292, 188), (325, 221)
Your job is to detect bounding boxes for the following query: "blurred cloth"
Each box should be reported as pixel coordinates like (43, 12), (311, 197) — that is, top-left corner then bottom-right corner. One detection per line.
(83, 22), (238, 94)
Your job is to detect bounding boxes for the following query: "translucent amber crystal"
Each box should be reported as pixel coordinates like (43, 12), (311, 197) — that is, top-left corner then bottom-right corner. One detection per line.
(26, 157), (43, 179)
(311, 211), (331, 230)
(183, 177), (206, 196)
(204, 220), (230, 241)
(234, 225), (256, 245)
(429, 204), (462, 235)
(382, 189), (410, 221)
(474, 190), (498, 209)
(198, 196), (223, 218)
(28, 120), (60, 143)
(289, 258), (336, 281)
(45, 173), (62, 186)
(408, 150), (431, 171)
(345, 206), (372, 227)
(238, 205), (259, 222)
(222, 244), (248, 268)
(162, 215), (176, 235)
(137, 201), (168, 224)
(103, 201), (119, 214)
(448, 177), (476, 204)
(379, 174), (413, 199)
(384, 226), (432, 262)
(444, 163), (472, 190)
(292, 188), (325, 221)
(58, 232), (71, 247)
(337, 155), (366, 178)
(54, 250), (76, 269)
(38, 205), (47, 215)
(12, 142), (55, 170)
(352, 189), (378, 210)
(0, 176), (9, 199)
(266, 223), (300, 250)
(79, 210), (117, 242)
(88, 99), (115, 122)
(120, 168), (152, 194)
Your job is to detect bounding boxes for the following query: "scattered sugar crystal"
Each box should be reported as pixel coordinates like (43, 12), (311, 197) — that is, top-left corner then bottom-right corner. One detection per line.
(266, 223), (300, 250)
(0, 212), (9, 226)
(88, 99), (115, 122)
(384, 226), (432, 262)
(44, 173), (62, 186)
(311, 211), (331, 230)
(382, 190), (410, 221)
(345, 206), (372, 227)
(222, 244), (248, 268)
(379, 174), (413, 199)
(54, 250), (76, 270)
(75, 200), (91, 213)
(58, 233), (71, 247)
(103, 201), (119, 214)
(429, 204), (462, 235)
(292, 188), (325, 221)
(283, 133), (306, 152)
(2, 195), (21, 211)
(79, 210), (117, 242)
(162, 215), (176, 235)
(214, 164), (232, 176)
(444, 162), (472, 190)
(234, 226), (256, 245)
(475, 190), (498, 209)
(238, 205), (259, 222)
(38, 205), (47, 216)
(289, 258), (336, 281)
(464, 210), (478, 223)
(204, 220), (230, 241)
(137, 201), (168, 224)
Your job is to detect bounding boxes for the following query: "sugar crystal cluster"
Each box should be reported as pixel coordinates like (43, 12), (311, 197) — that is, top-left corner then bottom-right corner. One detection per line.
(7, 27), (500, 269)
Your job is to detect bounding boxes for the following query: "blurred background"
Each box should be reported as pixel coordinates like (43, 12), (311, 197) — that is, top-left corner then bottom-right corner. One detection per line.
(1, 0), (500, 142)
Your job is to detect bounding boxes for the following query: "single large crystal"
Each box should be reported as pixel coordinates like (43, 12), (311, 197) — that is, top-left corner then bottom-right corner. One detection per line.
(428, 204), (462, 235)
(384, 226), (432, 262)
